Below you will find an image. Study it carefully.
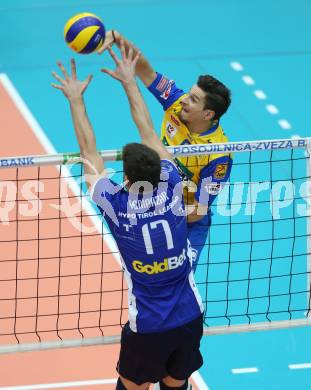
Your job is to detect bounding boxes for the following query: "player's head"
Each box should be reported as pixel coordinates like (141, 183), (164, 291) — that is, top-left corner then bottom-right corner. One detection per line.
(123, 143), (161, 189)
(180, 75), (231, 125)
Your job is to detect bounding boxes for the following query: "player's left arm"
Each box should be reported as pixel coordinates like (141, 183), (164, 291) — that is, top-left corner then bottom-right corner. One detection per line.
(51, 59), (105, 190)
(188, 155), (233, 223)
(102, 41), (173, 161)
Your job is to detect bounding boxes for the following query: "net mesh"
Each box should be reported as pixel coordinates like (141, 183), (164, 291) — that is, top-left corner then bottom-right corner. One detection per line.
(0, 140), (310, 351)
(0, 163), (127, 347)
(196, 145), (311, 326)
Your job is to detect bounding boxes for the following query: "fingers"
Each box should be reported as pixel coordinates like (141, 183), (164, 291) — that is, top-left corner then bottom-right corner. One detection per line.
(120, 39), (126, 60)
(57, 61), (69, 80)
(85, 74), (93, 86)
(51, 71), (65, 85)
(107, 46), (120, 65)
(133, 51), (141, 67)
(97, 41), (110, 54)
(120, 40), (137, 64)
(105, 40), (138, 67)
(101, 68), (122, 81)
(71, 58), (77, 80)
(128, 46), (134, 61)
(97, 31), (114, 54)
(82, 74), (93, 93)
(51, 83), (64, 91)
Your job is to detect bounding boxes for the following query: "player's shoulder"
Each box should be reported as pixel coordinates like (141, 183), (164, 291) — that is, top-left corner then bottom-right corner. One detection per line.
(91, 176), (126, 206)
(160, 158), (178, 174)
(213, 125), (232, 160)
(148, 72), (187, 111)
(92, 176), (122, 195)
(160, 159), (181, 184)
(218, 125), (230, 143)
(198, 123), (229, 144)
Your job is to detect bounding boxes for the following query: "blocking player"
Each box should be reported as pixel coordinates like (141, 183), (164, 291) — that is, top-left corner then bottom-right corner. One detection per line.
(99, 31), (233, 270)
(52, 43), (204, 390)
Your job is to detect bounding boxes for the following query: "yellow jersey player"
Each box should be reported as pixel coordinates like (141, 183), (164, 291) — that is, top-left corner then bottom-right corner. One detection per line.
(99, 31), (233, 272)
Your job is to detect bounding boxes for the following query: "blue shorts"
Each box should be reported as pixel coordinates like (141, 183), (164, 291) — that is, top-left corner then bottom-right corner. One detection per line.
(187, 212), (212, 272)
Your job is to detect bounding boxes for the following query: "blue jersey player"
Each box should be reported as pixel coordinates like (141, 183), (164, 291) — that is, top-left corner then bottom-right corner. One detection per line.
(52, 43), (203, 390)
(99, 30), (233, 271)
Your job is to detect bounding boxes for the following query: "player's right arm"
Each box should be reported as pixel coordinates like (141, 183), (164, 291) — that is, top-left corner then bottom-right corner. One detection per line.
(51, 59), (105, 191)
(98, 30), (156, 87)
(102, 41), (172, 162)
(99, 31), (185, 111)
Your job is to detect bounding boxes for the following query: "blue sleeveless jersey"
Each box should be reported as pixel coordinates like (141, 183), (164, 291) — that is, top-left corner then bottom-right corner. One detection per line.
(92, 159), (203, 333)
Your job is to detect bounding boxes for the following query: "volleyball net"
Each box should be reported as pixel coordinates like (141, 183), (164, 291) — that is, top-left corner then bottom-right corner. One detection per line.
(0, 138), (310, 353)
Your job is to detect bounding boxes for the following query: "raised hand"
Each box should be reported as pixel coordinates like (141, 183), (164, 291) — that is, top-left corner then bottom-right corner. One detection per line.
(101, 40), (140, 84)
(97, 30), (116, 55)
(51, 58), (93, 101)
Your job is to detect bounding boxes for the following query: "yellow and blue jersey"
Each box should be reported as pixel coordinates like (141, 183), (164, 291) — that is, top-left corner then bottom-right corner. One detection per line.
(148, 72), (233, 206)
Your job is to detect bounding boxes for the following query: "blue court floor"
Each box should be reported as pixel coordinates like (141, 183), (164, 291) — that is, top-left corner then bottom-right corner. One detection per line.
(1, 0), (311, 389)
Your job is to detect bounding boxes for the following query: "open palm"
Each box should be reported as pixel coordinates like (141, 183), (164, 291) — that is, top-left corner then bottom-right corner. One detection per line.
(101, 40), (140, 84)
(51, 58), (93, 100)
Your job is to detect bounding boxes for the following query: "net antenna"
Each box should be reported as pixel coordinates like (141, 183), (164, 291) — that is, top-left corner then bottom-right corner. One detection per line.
(0, 137), (310, 354)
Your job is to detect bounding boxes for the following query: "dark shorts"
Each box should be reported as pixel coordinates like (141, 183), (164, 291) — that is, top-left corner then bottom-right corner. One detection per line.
(116, 314), (204, 385)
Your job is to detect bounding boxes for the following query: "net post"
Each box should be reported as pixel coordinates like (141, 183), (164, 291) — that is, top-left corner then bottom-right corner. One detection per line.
(306, 140), (311, 319)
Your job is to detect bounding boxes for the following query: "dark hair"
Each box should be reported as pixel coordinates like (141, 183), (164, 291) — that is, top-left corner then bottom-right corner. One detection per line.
(122, 143), (161, 187)
(197, 75), (231, 120)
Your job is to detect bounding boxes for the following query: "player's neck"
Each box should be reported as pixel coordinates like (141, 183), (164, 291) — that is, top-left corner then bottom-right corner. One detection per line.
(187, 119), (218, 135)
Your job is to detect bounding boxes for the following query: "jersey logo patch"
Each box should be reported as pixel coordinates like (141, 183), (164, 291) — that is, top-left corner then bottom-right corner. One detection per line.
(214, 163), (228, 179)
(204, 182), (222, 195)
(161, 80), (174, 100)
(170, 115), (180, 127)
(166, 122), (177, 139)
(132, 248), (187, 275)
(156, 76), (169, 92)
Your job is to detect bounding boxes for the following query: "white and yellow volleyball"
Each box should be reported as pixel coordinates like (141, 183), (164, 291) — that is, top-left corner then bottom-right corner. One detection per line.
(64, 13), (106, 54)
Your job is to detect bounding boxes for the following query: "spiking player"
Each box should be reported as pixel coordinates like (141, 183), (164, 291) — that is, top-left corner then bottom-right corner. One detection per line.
(99, 31), (233, 270)
(52, 42), (204, 390)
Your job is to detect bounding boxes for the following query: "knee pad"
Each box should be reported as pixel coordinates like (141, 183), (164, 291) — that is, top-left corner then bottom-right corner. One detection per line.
(159, 379), (189, 390)
(116, 377), (127, 390)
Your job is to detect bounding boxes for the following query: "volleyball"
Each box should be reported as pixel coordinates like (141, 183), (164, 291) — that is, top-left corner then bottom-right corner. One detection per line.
(64, 13), (106, 54)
